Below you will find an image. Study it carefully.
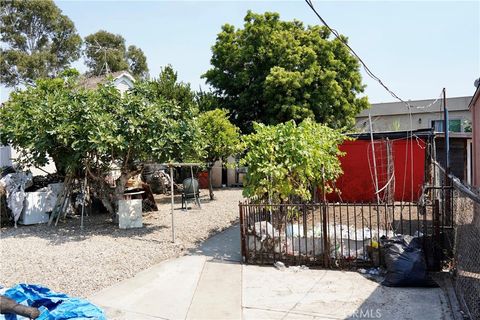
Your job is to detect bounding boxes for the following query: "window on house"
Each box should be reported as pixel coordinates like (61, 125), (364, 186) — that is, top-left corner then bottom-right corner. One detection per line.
(431, 119), (462, 132)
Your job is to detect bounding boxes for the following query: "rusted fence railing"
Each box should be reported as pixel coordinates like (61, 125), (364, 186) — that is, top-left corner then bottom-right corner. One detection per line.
(239, 200), (445, 268)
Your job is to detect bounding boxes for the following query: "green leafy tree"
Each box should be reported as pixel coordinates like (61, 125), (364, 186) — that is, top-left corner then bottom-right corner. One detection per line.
(204, 11), (369, 132)
(84, 30), (149, 78)
(84, 30), (128, 75)
(0, 0), (82, 86)
(197, 109), (241, 199)
(0, 70), (88, 175)
(151, 65), (196, 106)
(84, 81), (202, 213)
(0, 71), (201, 214)
(127, 45), (149, 79)
(196, 90), (219, 112)
(240, 119), (348, 204)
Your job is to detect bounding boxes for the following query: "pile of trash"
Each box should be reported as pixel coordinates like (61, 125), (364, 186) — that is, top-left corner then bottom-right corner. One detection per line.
(247, 221), (285, 254)
(381, 235), (437, 287)
(273, 261), (309, 273)
(0, 284), (105, 319)
(355, 235), (438, 288)
(25, 174), (63, 192)
(0, 171), (33, 226)
(247, 220), (393, 261)
(248, 220), (438, 288)
(0, 171), (64, 227)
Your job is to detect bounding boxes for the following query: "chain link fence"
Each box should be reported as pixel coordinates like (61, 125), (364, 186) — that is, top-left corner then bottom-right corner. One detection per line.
(451, 180), (480, 320)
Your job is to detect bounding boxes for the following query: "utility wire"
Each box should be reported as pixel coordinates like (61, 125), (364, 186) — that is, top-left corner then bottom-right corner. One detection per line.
(304, 0), (441, 110)
(305, 0), (444, 205)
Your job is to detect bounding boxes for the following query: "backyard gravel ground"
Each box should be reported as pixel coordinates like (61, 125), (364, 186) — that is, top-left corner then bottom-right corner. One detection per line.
(0, 188), (243, 298)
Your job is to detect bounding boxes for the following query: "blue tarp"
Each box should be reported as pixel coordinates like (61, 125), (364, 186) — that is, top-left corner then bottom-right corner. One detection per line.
(0, 284), (105, 320)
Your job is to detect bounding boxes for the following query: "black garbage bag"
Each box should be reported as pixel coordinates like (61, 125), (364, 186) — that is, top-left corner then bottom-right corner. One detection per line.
(381, 235), (438, 287)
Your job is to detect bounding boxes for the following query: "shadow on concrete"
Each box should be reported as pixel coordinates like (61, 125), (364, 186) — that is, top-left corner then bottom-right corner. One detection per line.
(343, 278), (456, 320)
(190, 224), (242, 262)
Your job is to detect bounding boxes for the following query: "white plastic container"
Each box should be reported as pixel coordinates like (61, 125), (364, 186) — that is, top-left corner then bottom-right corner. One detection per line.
(118, 199), (143, 229)
(19, 192), (51, 225)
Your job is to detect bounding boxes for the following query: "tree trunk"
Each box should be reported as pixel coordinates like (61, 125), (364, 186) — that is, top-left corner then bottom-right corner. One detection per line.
(97, 170), (136, 221)
(208, 166), (214, 200)
(111, 171), (132, 221)
(50, 153), (66, 177)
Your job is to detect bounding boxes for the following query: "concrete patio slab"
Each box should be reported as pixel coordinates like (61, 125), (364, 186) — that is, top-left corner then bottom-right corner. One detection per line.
(90, 255), (206, 320)
(243, 307), (320, 320)
(186, 260), (242, 319)
(242, 265), (453, 320)
(99, 306), (169, 320)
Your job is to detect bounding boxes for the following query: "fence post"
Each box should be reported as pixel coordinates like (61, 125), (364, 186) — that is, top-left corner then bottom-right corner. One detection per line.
(433, 199), (441, 271)
(239, 202), (247, 263)
(322, 202), (329, 267)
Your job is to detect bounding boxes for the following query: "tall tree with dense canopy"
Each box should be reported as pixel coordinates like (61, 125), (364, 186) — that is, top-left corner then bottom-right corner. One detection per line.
(203, 11), (369, 132)
(197, 109), (241, 199)
(0, 0), (82, 86)
(127, 45), (149, 79)
(84, 30), (149, 78)
(152, 65), (196, 107)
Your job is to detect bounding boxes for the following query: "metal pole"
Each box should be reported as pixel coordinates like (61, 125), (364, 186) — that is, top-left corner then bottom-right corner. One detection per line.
(170, 165), (175, 243)
(321, 166), (329, 267)
(81, 174), (87, 230)
(443, 88), (450, 173)
(368, 114), (381, 204)
(443, 88), (452, 225)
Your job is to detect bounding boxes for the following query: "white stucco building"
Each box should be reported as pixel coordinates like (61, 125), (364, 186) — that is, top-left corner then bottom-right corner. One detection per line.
(355, 96), (472, 133)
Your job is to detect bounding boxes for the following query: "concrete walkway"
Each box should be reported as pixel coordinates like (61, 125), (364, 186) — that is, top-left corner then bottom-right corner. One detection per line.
(90, 225), (454, 320)
(91, 226), (243, 320)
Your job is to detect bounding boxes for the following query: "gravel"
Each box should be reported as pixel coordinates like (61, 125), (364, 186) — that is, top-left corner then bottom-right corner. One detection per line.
(0, 188), (243, 298)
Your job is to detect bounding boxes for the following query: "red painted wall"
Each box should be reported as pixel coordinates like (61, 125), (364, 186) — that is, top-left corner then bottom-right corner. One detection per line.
(327, 138), (426, 202)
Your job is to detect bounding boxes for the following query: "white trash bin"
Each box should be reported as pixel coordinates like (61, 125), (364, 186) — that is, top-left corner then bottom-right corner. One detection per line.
(118, 199), (143, 229)
(19, 192), (51, 225)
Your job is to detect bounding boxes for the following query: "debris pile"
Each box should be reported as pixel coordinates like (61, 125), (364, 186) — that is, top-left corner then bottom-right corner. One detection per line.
(273, 261), (309, 272)
(248, 220), (393, 261)
(248, 221), (285, 253)
(381, 235), (437, 287)
(0, 170), (66, 227)
(25, 174), (63, 192)
(0, 172), (33, 226)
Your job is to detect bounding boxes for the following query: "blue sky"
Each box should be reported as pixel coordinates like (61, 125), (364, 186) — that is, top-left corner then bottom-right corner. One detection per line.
(1, 0), (479, 103)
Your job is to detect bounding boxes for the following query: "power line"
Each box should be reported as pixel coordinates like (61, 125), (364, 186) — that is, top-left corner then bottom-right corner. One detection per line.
(304, 0), (441, 110)
(305, 0), (441, 205)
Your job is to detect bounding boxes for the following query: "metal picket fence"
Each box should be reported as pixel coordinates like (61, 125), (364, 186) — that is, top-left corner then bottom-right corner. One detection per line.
(239, 199), (442, 269)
